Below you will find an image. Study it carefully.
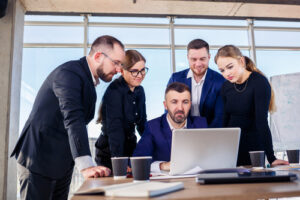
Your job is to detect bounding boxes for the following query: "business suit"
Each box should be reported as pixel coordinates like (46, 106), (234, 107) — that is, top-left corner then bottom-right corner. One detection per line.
(11, 57), (96, 199)
(133, 113), (207, 162)
(168, 68), (225, 128)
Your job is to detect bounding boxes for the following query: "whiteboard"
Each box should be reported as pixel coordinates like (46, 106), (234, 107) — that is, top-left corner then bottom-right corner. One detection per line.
(270, 72), (300, 151)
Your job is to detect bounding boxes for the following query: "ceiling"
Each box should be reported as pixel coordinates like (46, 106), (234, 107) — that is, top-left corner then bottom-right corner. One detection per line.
(19, 0), (300, 20)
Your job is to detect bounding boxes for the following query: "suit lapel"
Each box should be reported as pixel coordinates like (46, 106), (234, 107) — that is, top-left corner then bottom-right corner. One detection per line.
(80, 57), (94, 87)
(186, 116), (193, 128)
(80, 57), (97, 121)
(161, 114), (173, 150)
(200, 68), (213, 112)
(183, 69), (192, 90)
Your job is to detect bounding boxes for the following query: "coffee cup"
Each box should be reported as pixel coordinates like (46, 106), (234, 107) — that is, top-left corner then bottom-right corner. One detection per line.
(130, 156), (152, 182)
(286, 150), (300, 164)
(111, 157), (128, 180)
(249, 151), (265, 168)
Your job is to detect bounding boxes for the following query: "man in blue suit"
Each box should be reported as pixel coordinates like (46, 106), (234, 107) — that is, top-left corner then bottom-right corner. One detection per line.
(168, 39), (225, 128)
(133, 82), (207, 172)
(11, 35), (125, 200)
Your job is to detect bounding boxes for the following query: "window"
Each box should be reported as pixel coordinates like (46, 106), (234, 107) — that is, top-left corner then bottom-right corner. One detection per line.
(20, 15), (300, 198)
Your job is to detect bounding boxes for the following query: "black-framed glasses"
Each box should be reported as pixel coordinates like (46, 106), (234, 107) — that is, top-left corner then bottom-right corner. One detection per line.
(102, 52), (123, 67)
(127, 67), (149, 77)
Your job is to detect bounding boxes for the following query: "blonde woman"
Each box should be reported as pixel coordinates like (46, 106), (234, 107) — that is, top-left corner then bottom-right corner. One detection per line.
(215, 45), (288, 167)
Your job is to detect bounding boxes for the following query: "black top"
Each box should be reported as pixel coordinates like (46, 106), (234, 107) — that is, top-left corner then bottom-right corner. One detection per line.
(95, 76), (147, 168)
(221, 72), (276, 166)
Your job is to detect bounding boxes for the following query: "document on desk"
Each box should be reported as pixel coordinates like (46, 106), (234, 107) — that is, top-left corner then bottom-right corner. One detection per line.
(150, 166), (202, 180)
(269, 164), (300, 171)
(151, 166), (250, 180)
(74, 181), (184, 197)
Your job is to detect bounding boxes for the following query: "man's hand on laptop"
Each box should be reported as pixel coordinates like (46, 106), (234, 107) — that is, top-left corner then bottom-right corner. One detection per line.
(159, 162), (170, 171)
(81, 166), (111, 179)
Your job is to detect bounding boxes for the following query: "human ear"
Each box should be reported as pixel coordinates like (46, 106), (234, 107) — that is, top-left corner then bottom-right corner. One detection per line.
(163, 101), (167, 110)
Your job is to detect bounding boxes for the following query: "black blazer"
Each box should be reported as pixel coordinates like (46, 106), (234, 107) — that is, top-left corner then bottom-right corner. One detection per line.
(11, 57), (96, 179)
(95, 76), (147, 168)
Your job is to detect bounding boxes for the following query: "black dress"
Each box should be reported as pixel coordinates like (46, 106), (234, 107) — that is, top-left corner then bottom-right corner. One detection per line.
(95, 76), (147, 169)
(221, 72), (276, 166)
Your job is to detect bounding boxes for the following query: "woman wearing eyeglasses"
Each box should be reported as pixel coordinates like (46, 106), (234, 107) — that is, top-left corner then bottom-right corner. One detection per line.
(95, 50), (148, 169)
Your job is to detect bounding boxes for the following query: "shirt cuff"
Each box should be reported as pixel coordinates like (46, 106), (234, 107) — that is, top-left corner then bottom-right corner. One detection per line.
(151, 161), (164, 173)
(75, 155), (96, 172)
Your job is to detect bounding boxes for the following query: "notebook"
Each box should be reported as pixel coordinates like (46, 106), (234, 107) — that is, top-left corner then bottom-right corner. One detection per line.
(170, 128), (241, 175)
(74, 181), (184, 197)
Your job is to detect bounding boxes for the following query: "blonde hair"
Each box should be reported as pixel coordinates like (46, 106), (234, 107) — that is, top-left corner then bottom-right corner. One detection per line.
(215, 45), (276, 113)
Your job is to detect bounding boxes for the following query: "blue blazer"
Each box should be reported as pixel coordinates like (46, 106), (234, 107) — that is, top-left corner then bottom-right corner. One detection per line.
(168, 68), (225, 128)
(133, 113), (207, 162)
(11, 57), (96, 179)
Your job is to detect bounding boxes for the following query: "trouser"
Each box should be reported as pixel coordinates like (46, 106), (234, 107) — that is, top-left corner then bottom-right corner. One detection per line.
(17, 163), (73, 200)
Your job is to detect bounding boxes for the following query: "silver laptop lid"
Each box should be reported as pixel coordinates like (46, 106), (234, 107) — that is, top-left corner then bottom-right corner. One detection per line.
(170, 128), (241, 175)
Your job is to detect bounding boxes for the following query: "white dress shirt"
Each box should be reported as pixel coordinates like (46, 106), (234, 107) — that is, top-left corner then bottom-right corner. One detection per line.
(150, 115), (187, 173)
(74, 57), (98, 172)
(187, 69), (207, 117)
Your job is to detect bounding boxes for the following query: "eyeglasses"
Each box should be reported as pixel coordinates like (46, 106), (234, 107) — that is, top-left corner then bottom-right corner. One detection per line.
(102, 52), (123, 67)
(127, 67), (149, 77)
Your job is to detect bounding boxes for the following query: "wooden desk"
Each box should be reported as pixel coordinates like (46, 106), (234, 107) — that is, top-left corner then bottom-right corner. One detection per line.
(71, 172), (300, 200)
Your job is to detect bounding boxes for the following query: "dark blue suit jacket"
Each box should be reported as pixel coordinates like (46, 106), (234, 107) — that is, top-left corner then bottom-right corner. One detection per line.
(168, 68), (225, 128)
(133, 113), (207, 162)
(11, 57), (96, 179)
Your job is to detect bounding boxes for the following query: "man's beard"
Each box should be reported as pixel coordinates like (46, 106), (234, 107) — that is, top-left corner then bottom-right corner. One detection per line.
(168, 109), (187, 124)
(97, 68), (113, 82)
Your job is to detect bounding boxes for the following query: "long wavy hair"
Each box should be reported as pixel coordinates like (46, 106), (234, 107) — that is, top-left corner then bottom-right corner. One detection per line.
(214, 45), (276, 113)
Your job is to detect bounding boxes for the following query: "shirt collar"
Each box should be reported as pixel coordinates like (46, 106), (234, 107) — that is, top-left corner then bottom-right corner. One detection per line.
(119, 76), (139, 94)
(166, 114), (187, 132)
(86, 57), (99, 86)
(187, 68), (207, 85)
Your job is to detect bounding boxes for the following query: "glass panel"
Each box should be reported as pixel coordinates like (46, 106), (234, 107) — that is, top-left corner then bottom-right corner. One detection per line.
(175, 18), (247, 26)
(255, 30), (300, 47)
(254, 20), (300, 28)
(256, 50), (300, 78)
(23, 26), (84, 43)
(89, 27), (169, 45)
(131, 48), (171, 121)
(175, 49), (250, 73)
(89, 16), (169, 24)
(20, 48), (84, 132)
(174, 29), (248, 46)
(25, 15), (84, 22)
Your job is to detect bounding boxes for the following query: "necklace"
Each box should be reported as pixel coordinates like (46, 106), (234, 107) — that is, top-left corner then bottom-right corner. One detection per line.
(234, 79), (248, 93)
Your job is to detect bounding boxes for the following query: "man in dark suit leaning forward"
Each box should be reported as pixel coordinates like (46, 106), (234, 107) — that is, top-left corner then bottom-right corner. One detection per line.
(133, 82), (207, 172)
(168, 39), (225, 128)
(11, 35), (125, 200)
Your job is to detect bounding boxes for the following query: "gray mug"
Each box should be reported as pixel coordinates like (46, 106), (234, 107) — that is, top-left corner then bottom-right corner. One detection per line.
(130, 156), (152, 182)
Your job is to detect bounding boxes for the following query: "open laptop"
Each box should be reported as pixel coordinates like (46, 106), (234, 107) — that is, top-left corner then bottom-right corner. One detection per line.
(169, 128), (241, 175)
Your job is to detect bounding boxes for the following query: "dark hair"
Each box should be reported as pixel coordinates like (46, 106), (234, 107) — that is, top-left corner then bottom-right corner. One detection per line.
(89, 35), (124, 55)
(187, 39), (209, 53)
(214, 45), (275, 113)
(165, 82), (190, 98)
(123, 50), (146, 71)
